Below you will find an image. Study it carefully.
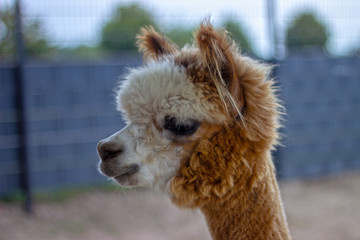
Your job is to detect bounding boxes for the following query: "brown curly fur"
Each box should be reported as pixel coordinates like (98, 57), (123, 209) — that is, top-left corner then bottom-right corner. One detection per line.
(137, 20), (291, 240)
(171, 123), (290, 239)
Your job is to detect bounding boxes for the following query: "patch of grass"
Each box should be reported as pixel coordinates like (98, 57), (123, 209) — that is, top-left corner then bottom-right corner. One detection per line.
(35, 184), (122, 202)
(0, 183), (124, 203)
(0, 190), (26, 203)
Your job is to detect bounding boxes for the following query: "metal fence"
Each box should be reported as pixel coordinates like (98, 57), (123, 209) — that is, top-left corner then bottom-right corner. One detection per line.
(0, 58), (140, 196)
(1, 0), (359, 205)
(1, 0), (359, 60)
(278, 55), (360, 178)
(1, 55), (360, 196)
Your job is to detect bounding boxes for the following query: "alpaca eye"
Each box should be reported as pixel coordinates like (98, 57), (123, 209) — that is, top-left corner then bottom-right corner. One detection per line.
(164, 116), (200, 136)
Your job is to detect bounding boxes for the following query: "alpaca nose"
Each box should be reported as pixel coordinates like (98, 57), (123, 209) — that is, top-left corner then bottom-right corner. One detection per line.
(97, 140), (124, 162)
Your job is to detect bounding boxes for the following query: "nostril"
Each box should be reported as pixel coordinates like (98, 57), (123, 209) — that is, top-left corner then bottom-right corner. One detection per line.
(101, 149), (123, 162)
(97, 141), (124, 162)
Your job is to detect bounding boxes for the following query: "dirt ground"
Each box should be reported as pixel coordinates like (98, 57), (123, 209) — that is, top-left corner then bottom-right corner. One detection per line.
(1, 172), (360, 240)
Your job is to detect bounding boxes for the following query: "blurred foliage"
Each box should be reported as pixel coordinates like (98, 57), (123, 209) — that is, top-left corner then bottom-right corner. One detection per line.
(57, 45), (105, 61)
(101, 3), (158, 52)
(164, 27), (194, 48)
(0, 3), (267, 61)
(222, 18), (253, 55)
(285, 12), (329, 52)
(100, 4), (253, 56)
(164, 18), (254, 55)
(0, 6), (55, 60)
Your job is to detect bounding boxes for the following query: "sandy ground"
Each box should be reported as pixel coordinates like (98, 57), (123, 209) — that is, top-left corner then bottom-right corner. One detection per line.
(1, 172), (360, 240)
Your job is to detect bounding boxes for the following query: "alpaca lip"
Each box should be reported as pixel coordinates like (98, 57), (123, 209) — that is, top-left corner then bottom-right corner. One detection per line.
(114, 164), (140, 178)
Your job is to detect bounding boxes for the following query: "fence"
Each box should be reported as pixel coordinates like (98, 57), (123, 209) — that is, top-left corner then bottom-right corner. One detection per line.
(0, 57), (141, 196)
(2, 0), (359, 61)
(1, 55), (360, 196)
(277, 55), (360, 178)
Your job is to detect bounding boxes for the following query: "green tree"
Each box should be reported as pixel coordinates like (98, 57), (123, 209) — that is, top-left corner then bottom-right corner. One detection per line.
(164, 19), (253, 53)
(164, 27), (194, 48)
(0, 6), (54, 60)
(101, 3), (158, 52)
(285, 12), (329, 51)
(222, 18), (253, 55)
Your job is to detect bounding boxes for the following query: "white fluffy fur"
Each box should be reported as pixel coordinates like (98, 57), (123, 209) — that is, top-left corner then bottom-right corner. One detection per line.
(117, 59), (227, 125)
(99, 124), (181, 193)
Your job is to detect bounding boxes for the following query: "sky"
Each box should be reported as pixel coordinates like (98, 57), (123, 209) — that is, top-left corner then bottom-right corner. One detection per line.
(1, 0), (360, 58)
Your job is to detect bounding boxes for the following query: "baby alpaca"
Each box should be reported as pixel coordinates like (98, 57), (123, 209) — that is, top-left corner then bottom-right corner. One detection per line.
(97, 21), (291, 240)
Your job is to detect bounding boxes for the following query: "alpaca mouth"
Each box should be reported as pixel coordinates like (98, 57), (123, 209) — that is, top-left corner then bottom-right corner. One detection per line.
(100, 163), (140, 178)
(114, 164), (140, 179)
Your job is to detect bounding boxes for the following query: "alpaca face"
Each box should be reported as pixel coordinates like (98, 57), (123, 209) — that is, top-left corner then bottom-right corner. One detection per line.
(97, 59), (226, 193)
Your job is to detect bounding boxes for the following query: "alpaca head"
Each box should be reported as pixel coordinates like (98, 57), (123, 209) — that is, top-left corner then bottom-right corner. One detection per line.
(97, 21), (281, 206)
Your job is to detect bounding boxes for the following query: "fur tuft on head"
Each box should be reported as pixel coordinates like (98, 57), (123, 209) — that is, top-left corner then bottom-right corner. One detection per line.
(136, 26), (178, 61)
(192, 19), (283, 143)
(194, 20), (243, 121)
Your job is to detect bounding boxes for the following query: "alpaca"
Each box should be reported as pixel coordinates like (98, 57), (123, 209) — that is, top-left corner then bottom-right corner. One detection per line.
(97, 21), (291, 240)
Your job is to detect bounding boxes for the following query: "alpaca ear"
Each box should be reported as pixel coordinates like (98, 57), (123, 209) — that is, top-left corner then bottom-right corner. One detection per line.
(136, 26), (178, 61)
(195, 21), (241, 102)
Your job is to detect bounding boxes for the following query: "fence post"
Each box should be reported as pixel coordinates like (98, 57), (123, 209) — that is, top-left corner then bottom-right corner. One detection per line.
(266, 0), (283, 60)
(270, 59), (284, 178)
(14, 0), (33, 214)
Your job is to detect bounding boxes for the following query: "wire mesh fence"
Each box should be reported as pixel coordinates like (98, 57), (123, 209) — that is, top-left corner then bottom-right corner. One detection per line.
(1, 0), (359, 62)
(0, 0), (360, 201)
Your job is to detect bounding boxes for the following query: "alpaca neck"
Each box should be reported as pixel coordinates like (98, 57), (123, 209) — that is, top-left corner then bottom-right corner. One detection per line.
(200, 167), (291, 240)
